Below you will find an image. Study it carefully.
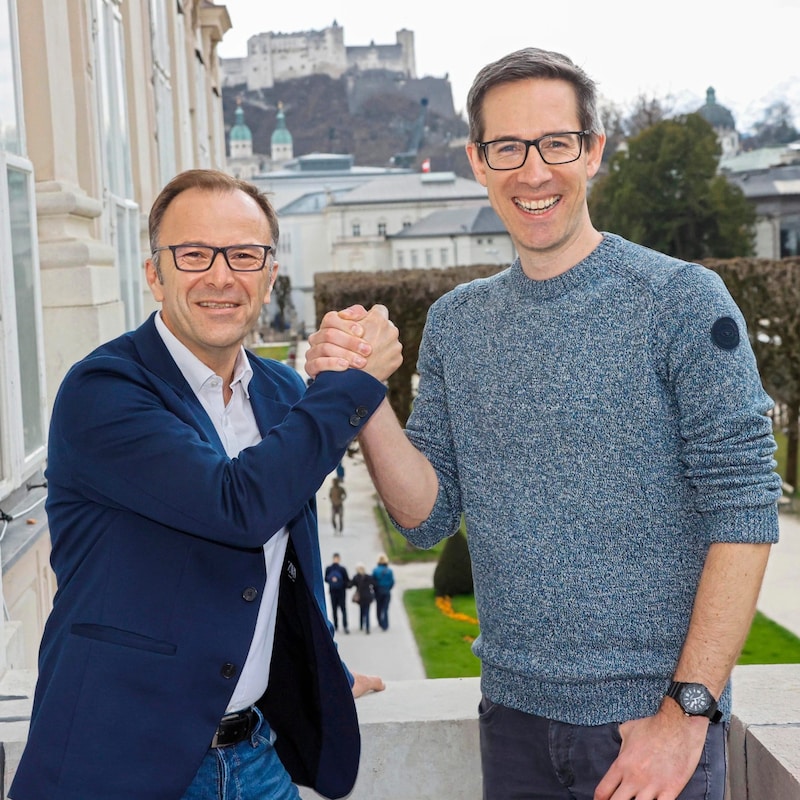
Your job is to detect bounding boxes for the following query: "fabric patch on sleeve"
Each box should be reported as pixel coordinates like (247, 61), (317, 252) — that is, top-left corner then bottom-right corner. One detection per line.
(711, 317), (740, 351)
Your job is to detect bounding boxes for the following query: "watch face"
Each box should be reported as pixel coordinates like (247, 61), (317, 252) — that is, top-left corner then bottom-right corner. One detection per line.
(680, 684), (711, 714)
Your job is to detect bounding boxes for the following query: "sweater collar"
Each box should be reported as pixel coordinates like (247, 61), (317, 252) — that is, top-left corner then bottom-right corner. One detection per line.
(508, 233), (619, 300)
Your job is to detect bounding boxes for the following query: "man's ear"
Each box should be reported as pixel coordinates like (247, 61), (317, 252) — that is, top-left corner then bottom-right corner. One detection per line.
(145, 258), (164, 301)
(263, 261), (279, 304)
(465, 142), (488, 188)
(585, 133), (607, 180)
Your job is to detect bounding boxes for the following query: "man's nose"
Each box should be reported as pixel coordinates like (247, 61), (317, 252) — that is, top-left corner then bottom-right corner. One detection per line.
(205, 250), (233, 282)
(517, 146), (553, 182)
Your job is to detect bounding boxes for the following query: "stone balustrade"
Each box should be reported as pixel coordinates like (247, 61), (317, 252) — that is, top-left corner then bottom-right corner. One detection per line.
(3, 665), (799, 798)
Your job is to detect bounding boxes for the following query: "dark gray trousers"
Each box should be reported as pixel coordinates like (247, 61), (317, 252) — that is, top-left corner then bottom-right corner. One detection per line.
(479, 695), (726, 800)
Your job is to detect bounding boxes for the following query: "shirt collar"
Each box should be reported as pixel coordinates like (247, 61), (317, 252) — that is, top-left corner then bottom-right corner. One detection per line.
(154, 311), (253, 398)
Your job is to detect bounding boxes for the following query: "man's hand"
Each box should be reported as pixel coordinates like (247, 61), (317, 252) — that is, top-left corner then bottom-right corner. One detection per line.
(351, 671), (386, 698)
(594, 704), (709, 800)
(306, 305), (401, 382)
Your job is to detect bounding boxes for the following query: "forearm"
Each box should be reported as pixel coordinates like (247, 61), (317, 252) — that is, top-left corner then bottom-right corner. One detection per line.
(358, 399), (438, 529)
(671, 541), (771, 697)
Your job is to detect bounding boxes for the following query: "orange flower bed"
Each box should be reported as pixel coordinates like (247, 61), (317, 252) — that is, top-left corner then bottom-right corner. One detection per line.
(435, 595), (479, 625)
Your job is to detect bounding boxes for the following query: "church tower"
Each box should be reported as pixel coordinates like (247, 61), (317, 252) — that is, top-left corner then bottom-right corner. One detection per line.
(229, 100), (253, 159)
(271, 102), (294, 167)
(696, 87), (740, 158)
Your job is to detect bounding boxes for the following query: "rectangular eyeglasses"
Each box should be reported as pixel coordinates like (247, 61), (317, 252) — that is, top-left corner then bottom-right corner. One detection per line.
(478, 131), (590, 170)
(152, 244), (273, 272)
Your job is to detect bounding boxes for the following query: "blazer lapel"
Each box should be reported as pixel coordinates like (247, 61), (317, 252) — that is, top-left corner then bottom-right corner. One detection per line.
(129, 313), (225, 453)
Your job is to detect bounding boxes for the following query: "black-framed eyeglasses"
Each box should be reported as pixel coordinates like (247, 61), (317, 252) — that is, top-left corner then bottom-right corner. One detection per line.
(477, 131), (590, 170)
(152, 244), (274, 272)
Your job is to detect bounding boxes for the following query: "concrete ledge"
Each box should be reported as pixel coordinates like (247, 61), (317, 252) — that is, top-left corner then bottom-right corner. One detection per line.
(0, 668), (35, 798)
(300, 678), (482, 800)
(728, 664), (800, 799)
(4, 668), (799, 798)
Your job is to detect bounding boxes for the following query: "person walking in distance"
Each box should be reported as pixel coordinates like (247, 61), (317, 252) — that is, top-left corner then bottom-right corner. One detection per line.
(349, 564), (376, 634)
(372, 553), (395, 631)
(329, 476), (347, 534)
(325, 553), (350, 634)
(305, 48), (782, 800)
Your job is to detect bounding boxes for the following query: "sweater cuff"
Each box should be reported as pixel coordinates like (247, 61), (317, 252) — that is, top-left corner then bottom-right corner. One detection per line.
(703, 502), (780, 544)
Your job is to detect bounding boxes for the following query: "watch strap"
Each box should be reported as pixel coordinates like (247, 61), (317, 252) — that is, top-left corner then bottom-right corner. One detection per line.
(666, 681), (722, 723)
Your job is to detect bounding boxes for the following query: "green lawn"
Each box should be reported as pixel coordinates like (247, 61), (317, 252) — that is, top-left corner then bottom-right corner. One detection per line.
(404, 589), (480, 678)
(251, 343), (290, 361)
(738, 611), (800, 664)
(374, 505), (444, 564)
(405, 592), (800, 679)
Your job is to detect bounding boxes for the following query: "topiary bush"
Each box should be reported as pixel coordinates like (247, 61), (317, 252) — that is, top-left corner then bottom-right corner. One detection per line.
(433, 526), (473, 597)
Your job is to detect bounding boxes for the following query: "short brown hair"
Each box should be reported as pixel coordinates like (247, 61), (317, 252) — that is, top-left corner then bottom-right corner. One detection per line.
(466, 48), (604, 148)
(148, 169), (279, 258)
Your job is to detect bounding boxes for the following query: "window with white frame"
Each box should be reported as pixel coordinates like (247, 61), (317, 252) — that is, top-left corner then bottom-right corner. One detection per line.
(193, 31), (211, 166)
(352, 222), (361, 237)
(173, 1), (193, 168)
(93, 0), (142, 331)
(377, 221), (387, 236)
(150, 0), (177, 185)
(0, 0), (48, 499)
(440, 248), (449, 267)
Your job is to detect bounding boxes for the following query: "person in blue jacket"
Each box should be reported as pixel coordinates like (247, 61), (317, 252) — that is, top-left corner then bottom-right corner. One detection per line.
(10, 169), (401, 800)
(372, 553), (395, 631)
(325, 552), (350, 633)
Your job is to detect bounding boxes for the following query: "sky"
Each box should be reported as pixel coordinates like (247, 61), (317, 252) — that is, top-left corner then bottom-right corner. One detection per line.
(216, 0), (800, 135)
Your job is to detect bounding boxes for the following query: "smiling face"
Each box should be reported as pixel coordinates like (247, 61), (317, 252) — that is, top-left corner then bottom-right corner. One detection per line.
(145, 187), (277, 379)
(466, 78), (606, 279)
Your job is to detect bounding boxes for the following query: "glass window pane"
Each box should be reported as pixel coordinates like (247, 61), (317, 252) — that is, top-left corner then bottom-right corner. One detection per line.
(0, 0), (21, 154)
(8, 166), (44, 456)
(116, 202), (142, 330)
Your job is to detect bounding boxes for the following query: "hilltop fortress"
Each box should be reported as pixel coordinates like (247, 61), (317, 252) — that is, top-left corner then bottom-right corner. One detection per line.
(221, 21), (417, 91)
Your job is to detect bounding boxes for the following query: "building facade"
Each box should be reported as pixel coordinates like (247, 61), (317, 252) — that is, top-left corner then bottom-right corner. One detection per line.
(253, 165), (492, 331)
(0, 0), (233, 722)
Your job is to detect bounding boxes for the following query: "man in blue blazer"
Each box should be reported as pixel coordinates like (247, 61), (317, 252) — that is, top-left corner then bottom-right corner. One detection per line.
(10, 170), (400, 800)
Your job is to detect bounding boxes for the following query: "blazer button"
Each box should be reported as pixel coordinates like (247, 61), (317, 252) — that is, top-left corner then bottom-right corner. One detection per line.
(349, 414), (361, 427)
(356, 406), (368, 418)
(221, 663), (237, 679)
(242, 587), (258, 602)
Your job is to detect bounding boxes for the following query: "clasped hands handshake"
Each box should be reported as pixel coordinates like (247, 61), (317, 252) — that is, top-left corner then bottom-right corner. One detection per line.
(307, 305), (401, 700)
(305, 304), (403, 382)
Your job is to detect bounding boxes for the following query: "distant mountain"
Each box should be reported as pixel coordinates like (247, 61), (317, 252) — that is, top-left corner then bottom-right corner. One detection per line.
(222, 72), (473, 177)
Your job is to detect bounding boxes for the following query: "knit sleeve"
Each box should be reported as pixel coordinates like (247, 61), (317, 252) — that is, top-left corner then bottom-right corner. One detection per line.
(387, 299), (464, 548)
(652, 263), (781, 543)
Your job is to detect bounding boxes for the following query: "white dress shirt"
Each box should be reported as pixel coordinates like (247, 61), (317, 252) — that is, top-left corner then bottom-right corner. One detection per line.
(154, 312), (288, 713)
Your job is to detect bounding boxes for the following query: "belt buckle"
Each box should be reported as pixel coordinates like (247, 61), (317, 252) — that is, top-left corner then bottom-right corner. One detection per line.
(211, 708), (255, 749)
(210, 726), (227, 749)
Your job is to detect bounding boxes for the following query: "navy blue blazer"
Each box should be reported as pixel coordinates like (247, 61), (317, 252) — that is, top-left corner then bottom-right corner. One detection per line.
(11, 313), (386, 800)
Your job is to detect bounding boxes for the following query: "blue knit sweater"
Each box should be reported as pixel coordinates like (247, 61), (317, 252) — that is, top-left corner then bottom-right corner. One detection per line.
(394, 233), (781, 725)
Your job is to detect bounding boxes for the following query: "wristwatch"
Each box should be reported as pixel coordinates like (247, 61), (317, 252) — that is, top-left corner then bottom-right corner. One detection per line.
(665, 681), (722, 723)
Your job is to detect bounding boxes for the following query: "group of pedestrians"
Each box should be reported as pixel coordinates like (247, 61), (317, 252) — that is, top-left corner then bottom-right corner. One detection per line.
(324, 552), (395, 634)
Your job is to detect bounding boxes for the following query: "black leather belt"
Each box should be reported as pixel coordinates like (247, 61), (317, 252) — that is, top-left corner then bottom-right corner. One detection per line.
(211, 707), (259, 748)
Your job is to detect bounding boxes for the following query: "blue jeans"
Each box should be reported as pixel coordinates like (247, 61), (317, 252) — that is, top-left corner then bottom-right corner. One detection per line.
(479, 695), (727, 800)
(375, 591), (391, 630)
(181, 707), (300, 800)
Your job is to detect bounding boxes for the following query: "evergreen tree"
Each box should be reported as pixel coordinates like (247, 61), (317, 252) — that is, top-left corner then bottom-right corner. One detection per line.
(433, 527), (473, 597)
(589, 114), (755, 260)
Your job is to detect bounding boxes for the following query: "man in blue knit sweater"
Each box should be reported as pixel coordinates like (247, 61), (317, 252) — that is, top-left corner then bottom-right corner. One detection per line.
(306, 48), (781, 800)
